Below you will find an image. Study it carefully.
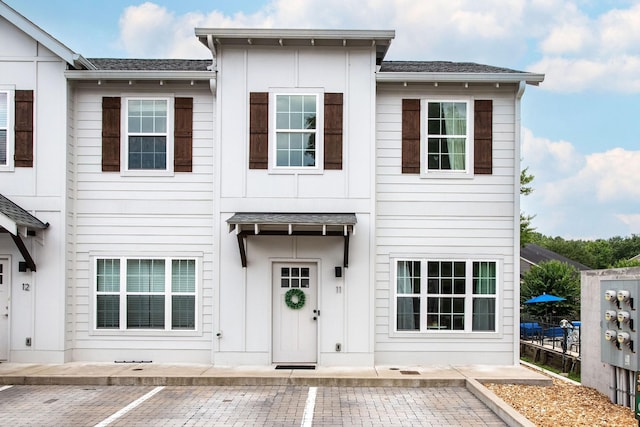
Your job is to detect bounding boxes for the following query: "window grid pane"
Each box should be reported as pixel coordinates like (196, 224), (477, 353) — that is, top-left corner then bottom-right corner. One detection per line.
(127, 99), (168, 170)
(96, 295), (120, 328)
(127, 259), (165, 292)
(97, 259), (120, 292)
(0, 93), (7, 166)
(472, 298), (496, 331)
(172, 260), (195, 292)
(127, 295), (165, 329)
(473, 261), (497, 294)
(172, 295), (195, 329)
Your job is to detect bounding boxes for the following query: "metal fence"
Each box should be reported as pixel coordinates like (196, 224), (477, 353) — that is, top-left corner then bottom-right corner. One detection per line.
(520, 314), (581, 357)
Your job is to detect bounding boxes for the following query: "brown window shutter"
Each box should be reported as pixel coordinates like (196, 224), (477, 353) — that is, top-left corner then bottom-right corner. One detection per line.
(249, 92), (268, 169)
(402, 99), (420, 174)
(14, 90), (34, 167)
(324, 92), (343, 170)
(174, 97), (193, 172)
(474, 100), (493, 175)
(102, 97), (121, 172)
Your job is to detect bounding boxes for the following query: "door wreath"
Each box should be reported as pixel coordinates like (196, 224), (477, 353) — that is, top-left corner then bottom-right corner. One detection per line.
(284, 288), (306, 310)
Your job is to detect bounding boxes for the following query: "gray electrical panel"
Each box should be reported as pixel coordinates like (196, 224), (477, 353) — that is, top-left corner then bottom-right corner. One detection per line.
(601, 280), (640, 370)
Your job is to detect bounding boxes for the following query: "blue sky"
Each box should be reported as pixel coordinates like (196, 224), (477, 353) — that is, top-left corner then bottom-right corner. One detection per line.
(6, 0), (640, 240)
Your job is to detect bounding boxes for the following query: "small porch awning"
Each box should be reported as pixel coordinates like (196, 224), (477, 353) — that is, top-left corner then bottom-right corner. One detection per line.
(227, 213), (357, 268)
(0, 194), (49, 272)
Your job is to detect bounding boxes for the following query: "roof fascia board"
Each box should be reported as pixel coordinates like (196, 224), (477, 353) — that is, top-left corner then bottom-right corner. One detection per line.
(65, 70), (216, 81)
(376, 71), (545, 85)
(195, 28), (395, 41)
(0, 1), (78, 66)
(0, 212), (17, 235)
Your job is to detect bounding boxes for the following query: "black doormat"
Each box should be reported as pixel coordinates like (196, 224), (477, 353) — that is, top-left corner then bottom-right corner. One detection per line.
(275, 365), (316, 370)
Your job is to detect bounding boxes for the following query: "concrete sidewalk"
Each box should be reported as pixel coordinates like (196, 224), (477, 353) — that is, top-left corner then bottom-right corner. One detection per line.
(0, 361), (551, 387)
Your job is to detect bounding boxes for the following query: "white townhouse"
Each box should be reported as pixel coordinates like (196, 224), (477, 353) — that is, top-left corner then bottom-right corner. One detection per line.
(0, 2), (544, 366)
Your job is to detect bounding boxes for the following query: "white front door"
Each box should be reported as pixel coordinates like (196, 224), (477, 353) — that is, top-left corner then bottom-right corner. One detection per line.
(0, 258), (9, 360)
(272, 263), (317, 364)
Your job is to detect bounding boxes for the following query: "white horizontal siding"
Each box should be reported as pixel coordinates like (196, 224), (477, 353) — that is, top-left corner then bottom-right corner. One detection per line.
(373, 84), (518, 364)
(70, 84), (215, 359)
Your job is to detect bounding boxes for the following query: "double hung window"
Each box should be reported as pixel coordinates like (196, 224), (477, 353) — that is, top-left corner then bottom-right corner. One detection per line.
(125, 98), (171, 171)
(275, 94), (318, 168)
(395, 259), (497, 333)
(425, 101), (469, 172)
(95, 257), (197, 331)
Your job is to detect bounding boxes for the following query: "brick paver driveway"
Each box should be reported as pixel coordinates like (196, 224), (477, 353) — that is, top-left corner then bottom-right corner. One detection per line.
(0, 384), (506, 426)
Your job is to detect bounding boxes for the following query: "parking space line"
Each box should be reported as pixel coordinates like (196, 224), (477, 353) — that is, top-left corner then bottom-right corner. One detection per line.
(300, 386), (317, 427)
(0, 385), (13, 392)
(93, 386), (165, 427)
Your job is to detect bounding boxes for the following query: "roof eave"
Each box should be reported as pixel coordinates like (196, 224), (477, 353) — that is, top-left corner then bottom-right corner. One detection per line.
(195, 28), (395, 41)
(64, 70), (216, 81)
(376, 71), (545, 86)
(0, 1), (83, 67)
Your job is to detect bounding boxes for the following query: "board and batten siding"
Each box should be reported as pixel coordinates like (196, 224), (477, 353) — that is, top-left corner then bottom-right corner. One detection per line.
(374, 84), (519, 365)
(69, 83), (215, 363)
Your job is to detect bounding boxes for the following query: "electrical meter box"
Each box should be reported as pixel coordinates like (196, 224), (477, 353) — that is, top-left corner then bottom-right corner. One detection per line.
(601, 280), (640, 370)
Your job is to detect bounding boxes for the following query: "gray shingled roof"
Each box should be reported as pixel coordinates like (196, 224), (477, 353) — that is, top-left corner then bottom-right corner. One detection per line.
(227, 213), (357, 225)
(0, 194), (48, 230)
(379, 61), (527, 74)
(520, 243), (592, 270)
(87, 58), (212, 72)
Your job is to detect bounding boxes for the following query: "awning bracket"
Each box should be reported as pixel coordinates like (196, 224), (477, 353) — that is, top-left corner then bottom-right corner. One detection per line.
(10, 233), (37, 272)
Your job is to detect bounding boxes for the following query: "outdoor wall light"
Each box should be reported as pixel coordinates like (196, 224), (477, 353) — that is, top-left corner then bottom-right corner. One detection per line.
(335, 266), (342, 278)
(617, 290), (631, 303)
(605, 290), (617, 301)
(605, 310), (618, 322)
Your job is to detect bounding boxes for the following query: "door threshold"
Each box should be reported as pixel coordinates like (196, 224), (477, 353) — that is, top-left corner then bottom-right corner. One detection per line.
(274, 364), (316, 370)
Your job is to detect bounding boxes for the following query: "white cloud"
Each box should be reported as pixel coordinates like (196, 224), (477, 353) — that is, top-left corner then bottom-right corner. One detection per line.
(522, 129), (640, 238)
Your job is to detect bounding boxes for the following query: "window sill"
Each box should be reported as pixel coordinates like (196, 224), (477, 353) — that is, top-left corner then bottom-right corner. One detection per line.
(389, 330), (501, 339)
(268, 167), (325, 176)
(120, 169), (175, 178)
(420, 170), (474, 179)
(90, 329), (202, 338)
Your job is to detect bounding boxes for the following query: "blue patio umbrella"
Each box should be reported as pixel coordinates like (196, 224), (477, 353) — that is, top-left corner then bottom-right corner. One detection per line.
(525, 293), (566, 304)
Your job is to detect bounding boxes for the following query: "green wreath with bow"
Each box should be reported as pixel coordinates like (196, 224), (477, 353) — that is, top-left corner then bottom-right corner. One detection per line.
(284, 288), (306, 310)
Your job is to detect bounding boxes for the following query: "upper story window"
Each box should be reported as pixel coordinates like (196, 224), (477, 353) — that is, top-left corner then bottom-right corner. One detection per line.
(0, 91), (11, 169)
(123, 97), (173, 174)
(126, 99), (169, 170)
(426, 101), (468, 172)
(402, 98), (492, 176)
(394, 259), (498, 333)
(101, 96), (193, 174)
(249, 91), (343, 172)
(275, 94), (318, 168)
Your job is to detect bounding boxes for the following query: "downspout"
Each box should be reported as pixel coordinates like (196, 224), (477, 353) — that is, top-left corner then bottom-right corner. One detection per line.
(207, 34), (218, 95)
(513, 80), (526, 365)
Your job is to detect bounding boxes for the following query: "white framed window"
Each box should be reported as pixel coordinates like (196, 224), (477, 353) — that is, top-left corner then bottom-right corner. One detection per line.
(122, 96), (174, 175)
(271, 92), (323, 171)
(421, 99), (471, 176)
(0, 89), (15, 171)
(95, 257), (197, 331)
(394, 258), (497, 333)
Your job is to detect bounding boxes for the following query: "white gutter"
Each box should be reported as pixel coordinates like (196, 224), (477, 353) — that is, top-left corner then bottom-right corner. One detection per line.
(376, 72), (545, 86)
(195, 28), (395, 40)
(64, 70), (216, 81)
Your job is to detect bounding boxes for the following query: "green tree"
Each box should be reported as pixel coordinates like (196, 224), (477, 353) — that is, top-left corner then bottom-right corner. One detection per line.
(520, 167), (535, 246)
(521, 260), (580, 320)
(610, 258), (640, 268)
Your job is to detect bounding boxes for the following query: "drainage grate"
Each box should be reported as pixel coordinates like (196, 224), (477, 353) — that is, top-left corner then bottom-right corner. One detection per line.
(275, 365), (316, 370)
(400, 370), (420, 375)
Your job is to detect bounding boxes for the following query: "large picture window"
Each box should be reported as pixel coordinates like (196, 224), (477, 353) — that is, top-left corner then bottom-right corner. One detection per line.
(426, 101), (469, 172)
(395, 259), (497, 332)
(274, 94), (318, 168)
(95, 257), (197, 331)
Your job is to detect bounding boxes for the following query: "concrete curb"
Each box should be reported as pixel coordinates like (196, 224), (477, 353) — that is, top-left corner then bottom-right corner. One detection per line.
(466, 378), (537, 427)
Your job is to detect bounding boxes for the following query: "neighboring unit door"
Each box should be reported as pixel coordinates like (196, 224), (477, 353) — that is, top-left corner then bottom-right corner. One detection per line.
(272, 263), (317, 364)
(0, 258), (9, 360)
